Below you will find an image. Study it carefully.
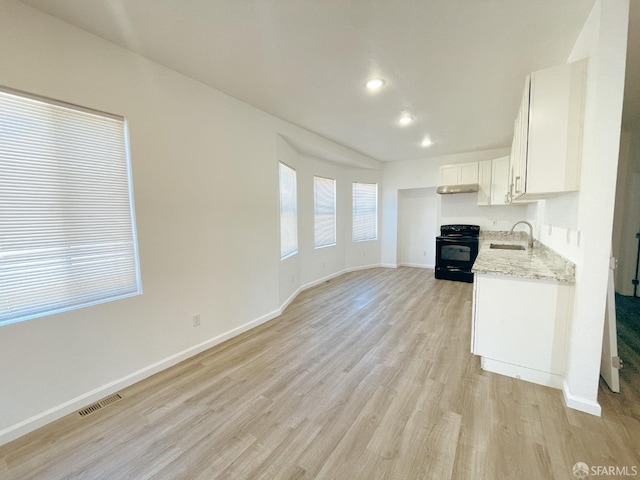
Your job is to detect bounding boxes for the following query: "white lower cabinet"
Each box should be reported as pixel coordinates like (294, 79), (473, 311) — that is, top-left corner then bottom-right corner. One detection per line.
(471, 274), (573, 388)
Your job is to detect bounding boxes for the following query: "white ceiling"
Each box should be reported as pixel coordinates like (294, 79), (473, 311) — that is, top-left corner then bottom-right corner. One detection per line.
(20, 0), (600, 163)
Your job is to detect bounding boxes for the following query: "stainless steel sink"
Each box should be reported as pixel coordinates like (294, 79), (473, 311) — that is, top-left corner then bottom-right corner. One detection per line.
(489, 243), (525, 251)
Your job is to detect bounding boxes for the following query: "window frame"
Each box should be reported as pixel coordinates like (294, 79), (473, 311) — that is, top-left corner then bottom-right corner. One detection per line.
(278, 162), (298, 259)
(0, 86), (141, 327)
(352, 182), (378, 242)
(313, 175), (337, 249)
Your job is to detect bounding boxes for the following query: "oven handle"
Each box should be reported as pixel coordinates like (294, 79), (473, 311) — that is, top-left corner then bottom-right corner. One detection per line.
(437, 238), (478, 245)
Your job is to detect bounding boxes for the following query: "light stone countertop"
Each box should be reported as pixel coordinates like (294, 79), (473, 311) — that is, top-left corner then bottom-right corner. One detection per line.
(472, 231), (576, 283)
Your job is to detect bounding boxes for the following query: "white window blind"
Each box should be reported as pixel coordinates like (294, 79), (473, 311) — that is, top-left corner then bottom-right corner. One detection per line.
(352, 182), (378, 242)
(0, 87), (141, 326)
(314, 176), (336, 248)
(279, 162), (298, 259)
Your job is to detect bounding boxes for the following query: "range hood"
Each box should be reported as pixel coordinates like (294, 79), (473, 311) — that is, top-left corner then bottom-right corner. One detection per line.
(436, 183), (479, 194)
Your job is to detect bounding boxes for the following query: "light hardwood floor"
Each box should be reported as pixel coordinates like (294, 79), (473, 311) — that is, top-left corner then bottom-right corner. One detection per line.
(1, 267), (639, 479)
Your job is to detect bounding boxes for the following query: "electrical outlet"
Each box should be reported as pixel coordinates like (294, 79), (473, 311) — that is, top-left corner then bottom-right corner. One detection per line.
(192, 314), (201, 327)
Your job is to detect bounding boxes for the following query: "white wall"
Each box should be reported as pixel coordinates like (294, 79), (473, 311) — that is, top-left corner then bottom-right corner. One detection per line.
(279, 146), (383, 310)
(298, 155), (349, 286)
(398, 188), (438, 268)
(543, 0), (629, 415)
(345, 168), (383, 270)
(0, 1), (382, 445)
(530, 194), (581, 263)
(438, 194), (529, 232)
(381, 148), (528, 267)
(277, 137), (303, 307)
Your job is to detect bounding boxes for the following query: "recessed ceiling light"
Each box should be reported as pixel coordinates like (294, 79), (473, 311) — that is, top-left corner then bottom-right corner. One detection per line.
(365, 78), (385, 90)
(421, 137), (433, 147)
(398, 114), (413, 126)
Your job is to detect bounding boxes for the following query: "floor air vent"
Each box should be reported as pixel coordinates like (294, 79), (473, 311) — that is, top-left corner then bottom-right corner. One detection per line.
(78, 393), (122, 417)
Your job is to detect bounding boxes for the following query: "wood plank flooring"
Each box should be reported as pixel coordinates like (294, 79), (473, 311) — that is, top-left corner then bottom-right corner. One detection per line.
(1, 267), (639, 479)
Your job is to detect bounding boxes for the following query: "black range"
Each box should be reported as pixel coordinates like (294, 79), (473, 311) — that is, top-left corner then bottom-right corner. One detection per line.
(435, 224), (480, 283)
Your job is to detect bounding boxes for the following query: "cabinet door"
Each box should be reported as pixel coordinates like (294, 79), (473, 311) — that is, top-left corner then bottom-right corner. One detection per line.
(527, 60), (585, 195)
(508, 119), (517, 203)
(473, 275), (570, 375)
(439, 165), (458, 186)
(459, 162), (479, 184)
(477, 160), (492, 205)
(490, 156), (510, 205)
(512, 76), (530, 199)
(509, 60), (586, 201)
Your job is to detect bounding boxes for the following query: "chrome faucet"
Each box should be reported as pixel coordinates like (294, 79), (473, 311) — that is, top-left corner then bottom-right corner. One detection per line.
(510, 221), (534, 249)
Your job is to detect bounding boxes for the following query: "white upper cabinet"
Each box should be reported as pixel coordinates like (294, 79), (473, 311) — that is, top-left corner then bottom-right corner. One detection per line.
(490, 156), (510, 206)
(440, 164), (460, 186)
(477, 156), (509, 206)
(438, 161), (478, 186)
(509, 59), (587, 202)
(477, 160), (492, 206)
(458, 162), (479, 184)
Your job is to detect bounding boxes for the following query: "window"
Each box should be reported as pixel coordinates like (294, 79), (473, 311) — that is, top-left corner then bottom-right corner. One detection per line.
(352, 182), (378, 242)
(314, 176), (336, 248)
(279, 162), (298, 258)
(0, 87), (141, 326)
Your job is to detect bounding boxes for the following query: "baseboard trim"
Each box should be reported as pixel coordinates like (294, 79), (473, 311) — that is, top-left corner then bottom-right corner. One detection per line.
(480, 357), (564, 389)
(0, 308), (281, 447)
(280, 264), (382, 313)
(301, 269), (349, 291)
(562, 380), (602, 416)
(345, 263), (382, 273)
(280, 286), (303, 313)
(398, 262), (434, 269)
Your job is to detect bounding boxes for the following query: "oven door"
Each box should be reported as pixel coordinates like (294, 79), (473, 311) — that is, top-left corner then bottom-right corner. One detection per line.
(435, 236), (478, 282)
